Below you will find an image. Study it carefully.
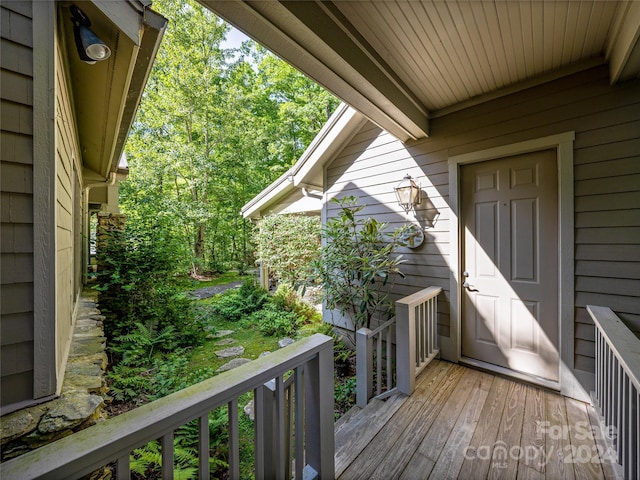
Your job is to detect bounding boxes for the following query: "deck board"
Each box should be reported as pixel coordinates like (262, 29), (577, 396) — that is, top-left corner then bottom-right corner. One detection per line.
(336, 360), (619, 480)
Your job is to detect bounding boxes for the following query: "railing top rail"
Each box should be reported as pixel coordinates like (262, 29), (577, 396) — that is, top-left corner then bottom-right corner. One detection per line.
(0, 334), (333, 480)
(587, 305), (640, 391)
(362, 317), (396, 338)
(396, 286), (442, 309)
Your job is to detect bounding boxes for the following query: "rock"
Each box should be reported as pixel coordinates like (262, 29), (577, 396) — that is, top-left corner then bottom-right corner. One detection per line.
(215, 346), (245, 358)
(214, 338), (238, 346)
(243, 400), (255, 421)
(1, 407), (45, 445)
(63, 374), (104, 394)
(278, 338), (295, 348)
(216, 358), (251, 372)
(211, 329), (234, 338)
(38, 393), (104, 434)
(259, 351), (271, 357)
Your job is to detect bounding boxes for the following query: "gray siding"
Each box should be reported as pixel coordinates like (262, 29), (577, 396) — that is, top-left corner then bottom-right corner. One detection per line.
(325, 65), (640, 376)
(0, 1), (35, 407)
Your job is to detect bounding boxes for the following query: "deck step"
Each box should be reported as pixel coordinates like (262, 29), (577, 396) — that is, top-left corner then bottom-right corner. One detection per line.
(334, 394), (407, 477)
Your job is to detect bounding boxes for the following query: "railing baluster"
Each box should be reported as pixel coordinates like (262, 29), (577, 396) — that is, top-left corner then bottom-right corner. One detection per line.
(376, 333), (382, 396)
(285, 380), (293, 480)
(161, 433), (174, 480)
(199, 413), (209, 479)
(254, 386), (265, 480)
(294, 367), (304, 480)
(386, 326), (392, 392)
(356, 327), (373, 408)
(275, 375), (285, 479)
(116, 454), (130, 480)
(228, 399), (239, 480)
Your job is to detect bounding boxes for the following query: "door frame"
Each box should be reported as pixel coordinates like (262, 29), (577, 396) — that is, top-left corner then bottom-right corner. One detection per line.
(446, 132), (589, 402)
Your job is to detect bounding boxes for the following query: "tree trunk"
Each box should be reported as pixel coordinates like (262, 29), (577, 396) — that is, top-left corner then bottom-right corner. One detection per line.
(194, 223), (205, 273)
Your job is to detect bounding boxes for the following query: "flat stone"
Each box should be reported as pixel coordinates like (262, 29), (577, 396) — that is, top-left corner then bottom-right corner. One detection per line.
(214, 338), (238, 346)
(66, 363), (102, 376)
(215, 346), (245, 358)
(278, 338), (295, 348)
(216, 358), (251, 372)
(69, 337), (106, 357)
(243, 399), (255, 421)
(259, 351), (271, 357)
(38, 393), (104, 434)
(63, 374), (104, 393)
(211, 329), (234, 338)
(1, 407), (45, 445)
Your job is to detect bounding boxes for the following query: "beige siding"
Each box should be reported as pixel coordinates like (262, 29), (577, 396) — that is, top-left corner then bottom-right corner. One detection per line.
(54, 37), (82, 377)
(325, 65), (640, 376)
(0, 1), (35, 407)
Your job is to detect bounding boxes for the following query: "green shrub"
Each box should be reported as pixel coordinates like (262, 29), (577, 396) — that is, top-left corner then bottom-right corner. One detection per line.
(271, 284), (321, 325)
(252, 303), (301, 337)
(209, 279), (269, 321)
(253, 214), (321, 286)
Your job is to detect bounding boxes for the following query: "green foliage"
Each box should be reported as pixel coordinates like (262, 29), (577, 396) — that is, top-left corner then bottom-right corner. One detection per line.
(334, 377), (357, 420)
(311, 196), (409, 330)
(271, 284), (321, 325)
(253, 303), (301, 337)
(209, 279), (269, 321)
(253, 214), (321, 286)
(122, 0), (339, 275)
(107, 364), (152, 404)
(97, 225), (204, 364)
(130, 440), (199, 480)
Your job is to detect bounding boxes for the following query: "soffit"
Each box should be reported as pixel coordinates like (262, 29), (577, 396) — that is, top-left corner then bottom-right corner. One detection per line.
(204, 0), (640, 141)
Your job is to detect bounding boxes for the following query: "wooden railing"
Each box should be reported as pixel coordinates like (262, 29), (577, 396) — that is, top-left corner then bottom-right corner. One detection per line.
(396, 286), (442, 395)
(588, 305), (640, 480)
(0, 334), (335, 480)
(356, 318), (397, 408)
(356, 286), (442, 407)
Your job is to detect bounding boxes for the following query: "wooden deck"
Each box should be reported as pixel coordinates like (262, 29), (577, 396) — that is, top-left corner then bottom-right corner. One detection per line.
(335, 359), (622, 480)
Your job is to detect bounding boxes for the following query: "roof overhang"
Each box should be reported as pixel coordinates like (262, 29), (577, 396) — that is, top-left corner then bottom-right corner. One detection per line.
(202, 1), (640, 143)
(241, 103), (366, 220)
(59, 1), (167, 181)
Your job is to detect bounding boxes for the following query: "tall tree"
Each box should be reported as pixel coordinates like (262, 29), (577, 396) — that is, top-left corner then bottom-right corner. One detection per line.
(123, 0), (339, 274)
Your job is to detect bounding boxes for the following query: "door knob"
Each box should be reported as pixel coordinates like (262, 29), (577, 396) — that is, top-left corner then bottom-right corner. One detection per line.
(462, 281), (478, 292)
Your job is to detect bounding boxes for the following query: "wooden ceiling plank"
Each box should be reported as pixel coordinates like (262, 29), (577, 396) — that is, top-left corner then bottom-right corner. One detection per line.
(449, 1), (496, 95)
(572, 2), (594, 62)
(562, 2), (581, 65)
(408, 1), (469, 107)
(507, 1), (527, 81)
(589, 2), (618, 57)
(478, 1), (510, 89)
(552, 2), (569, 71)
(542, 1), (556, 72)
(370, 1), (444, 110)
(494, 1), (519, 85)
(519, 0), (536, 78)
(431, 1), (477, 99)
(530, 0), (545, 76)
(387, 2), (454, 110)
(341, 3), (426, 107)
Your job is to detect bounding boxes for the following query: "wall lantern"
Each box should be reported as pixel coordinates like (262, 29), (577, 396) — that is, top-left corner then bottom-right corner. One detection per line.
(394, 174), (421, 213)
(70, 5), (111, 64)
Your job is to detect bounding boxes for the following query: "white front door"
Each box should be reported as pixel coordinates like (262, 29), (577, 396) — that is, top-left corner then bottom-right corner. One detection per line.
(460, 149), (559, 382)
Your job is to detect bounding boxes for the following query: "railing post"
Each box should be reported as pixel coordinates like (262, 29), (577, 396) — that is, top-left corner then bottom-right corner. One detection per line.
(396, 301), (415, 396)
(257, 380), (276, 479)
(304, 342), (335, 479)
(356, 327), (373, 408)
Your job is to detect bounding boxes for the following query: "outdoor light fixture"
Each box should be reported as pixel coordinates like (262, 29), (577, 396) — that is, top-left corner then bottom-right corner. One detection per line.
(394, 174), (421, 213)
(70, 5), (111, 64)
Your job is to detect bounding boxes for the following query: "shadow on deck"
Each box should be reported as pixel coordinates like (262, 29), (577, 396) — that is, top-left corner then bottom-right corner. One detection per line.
(335, 359), (622, 480)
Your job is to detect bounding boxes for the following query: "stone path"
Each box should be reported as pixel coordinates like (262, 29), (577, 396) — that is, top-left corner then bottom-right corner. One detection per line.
(187, 280), (244, 300)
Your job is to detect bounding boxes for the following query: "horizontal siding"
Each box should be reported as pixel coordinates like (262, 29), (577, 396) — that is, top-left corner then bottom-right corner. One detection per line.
(54, 37), (81, 375)
(325, 65), (640, 380)
(1, 2), (34, 409)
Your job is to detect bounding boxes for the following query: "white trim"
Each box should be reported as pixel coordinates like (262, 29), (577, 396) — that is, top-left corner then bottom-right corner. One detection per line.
(33, 0), (57, 399)
(448, 132), (587, 401)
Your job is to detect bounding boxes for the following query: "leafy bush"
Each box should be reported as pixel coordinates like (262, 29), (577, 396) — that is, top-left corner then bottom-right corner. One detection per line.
(312, 196), (409, 330)
(107, 364), (152, 404)
(271, 284), (321, 325)
(252, 303), (301, 337)
(253, 214), (321, 286)
(209, 279), (269, 321)
(95, 223), (204, 363)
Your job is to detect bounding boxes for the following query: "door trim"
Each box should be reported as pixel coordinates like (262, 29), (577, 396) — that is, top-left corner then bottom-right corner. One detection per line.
(446, 132), (589, 401)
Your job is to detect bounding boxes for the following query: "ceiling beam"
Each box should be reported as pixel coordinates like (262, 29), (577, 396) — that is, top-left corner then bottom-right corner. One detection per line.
(201, 0), (429, 141)
(607, 1), (640, 84)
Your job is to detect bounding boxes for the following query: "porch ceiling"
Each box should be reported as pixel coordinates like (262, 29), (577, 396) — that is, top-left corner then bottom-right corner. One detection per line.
(202, 0), (640, 142)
